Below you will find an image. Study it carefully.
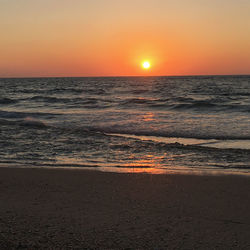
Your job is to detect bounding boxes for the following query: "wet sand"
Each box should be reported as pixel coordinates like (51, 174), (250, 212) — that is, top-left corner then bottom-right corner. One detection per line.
(0, 167), (250, 249)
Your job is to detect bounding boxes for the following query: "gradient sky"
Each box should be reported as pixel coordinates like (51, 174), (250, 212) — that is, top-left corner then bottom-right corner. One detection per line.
(1, 0), (250, 77)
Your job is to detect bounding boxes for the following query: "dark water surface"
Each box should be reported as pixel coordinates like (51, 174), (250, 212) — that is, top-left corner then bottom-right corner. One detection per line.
(1, 76), (250, 174)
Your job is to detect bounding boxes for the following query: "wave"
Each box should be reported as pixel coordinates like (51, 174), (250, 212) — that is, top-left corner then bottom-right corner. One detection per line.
(0, 118), (48, 129)
(0, 110), (62, 119)
(3, 92), (250, 113)
(112, 96), (250, 114)
(21, 95), (82, 104)
(0, 97), (18, 104)
(171, 101), (216, 110)
(121, 97), (155, 105)
(169, 102), (250, 113)
(19, 118), (47, 128)
(1, 159), (250, 172)
(26, 95), (97, 104)
(29, 96), (70, 103)
(19, 96), (113, 109)
(17, 87), (85, 95)
(1, 113), (250, 142)
(96, 126), (250, 140)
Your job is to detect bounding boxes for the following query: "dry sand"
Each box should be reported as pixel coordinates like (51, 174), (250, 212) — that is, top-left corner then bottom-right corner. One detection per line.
(0, 167), (250, 249)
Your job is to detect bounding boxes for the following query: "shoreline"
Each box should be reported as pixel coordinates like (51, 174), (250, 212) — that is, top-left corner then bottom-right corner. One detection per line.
(1, 163), (250, 177)
(0, 167), (250, 249)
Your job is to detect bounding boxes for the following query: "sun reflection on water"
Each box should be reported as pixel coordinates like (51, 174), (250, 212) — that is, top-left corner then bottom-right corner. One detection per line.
(142, 112), (155, 122)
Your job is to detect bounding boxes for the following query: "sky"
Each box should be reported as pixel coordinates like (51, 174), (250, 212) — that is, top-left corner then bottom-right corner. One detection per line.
(0, 0), (250, 77)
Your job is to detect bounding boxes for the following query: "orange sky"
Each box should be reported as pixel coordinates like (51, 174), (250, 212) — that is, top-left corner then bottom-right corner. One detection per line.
(1, 0), (250, 77)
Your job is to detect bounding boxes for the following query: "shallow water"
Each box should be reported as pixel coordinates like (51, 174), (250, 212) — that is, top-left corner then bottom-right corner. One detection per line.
(1, 76), (250, 174)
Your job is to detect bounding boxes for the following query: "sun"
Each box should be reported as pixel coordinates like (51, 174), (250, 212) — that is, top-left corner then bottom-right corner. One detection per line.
(142, 61), (151, 69)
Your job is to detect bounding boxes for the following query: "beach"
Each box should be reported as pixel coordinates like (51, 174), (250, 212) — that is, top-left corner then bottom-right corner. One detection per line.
(0, 168), (249, 249)
(1, 0), (250, 248)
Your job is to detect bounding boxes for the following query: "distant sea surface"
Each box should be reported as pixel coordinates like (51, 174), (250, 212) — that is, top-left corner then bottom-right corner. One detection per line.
(1, 76), (250, 175)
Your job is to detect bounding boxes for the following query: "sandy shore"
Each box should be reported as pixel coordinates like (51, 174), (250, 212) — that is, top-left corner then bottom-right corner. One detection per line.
(0, 168), (250, 249)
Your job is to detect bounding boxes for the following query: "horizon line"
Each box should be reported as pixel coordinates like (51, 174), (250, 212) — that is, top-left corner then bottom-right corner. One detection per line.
(0, 73), (250, 79)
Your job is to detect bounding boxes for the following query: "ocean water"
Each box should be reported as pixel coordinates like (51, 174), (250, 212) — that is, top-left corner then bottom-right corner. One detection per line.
(1, 76), (250, 175)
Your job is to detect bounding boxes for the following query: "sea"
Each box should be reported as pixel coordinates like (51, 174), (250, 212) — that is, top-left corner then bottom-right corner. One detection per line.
(1, 75), (250, 175)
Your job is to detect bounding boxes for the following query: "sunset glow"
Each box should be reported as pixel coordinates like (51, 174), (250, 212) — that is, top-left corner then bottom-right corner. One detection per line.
(0, 1), (250, 77)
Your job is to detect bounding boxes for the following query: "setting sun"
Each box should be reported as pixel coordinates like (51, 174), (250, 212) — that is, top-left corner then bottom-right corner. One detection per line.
(142, 61), (151, 70)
